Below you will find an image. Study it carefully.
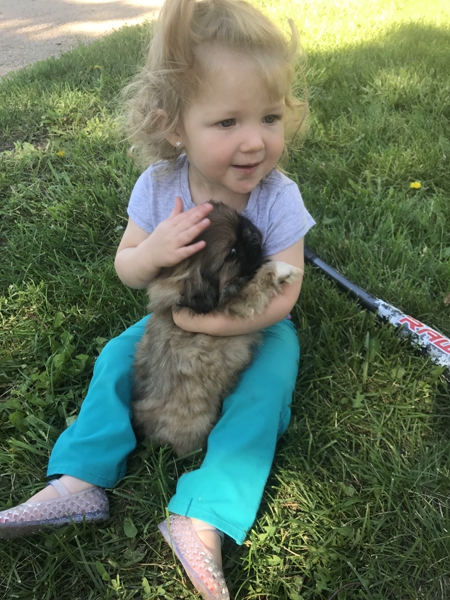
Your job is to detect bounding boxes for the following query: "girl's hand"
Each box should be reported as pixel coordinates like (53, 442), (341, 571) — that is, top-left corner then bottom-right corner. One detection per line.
(148, 197), (213, 268)
(115, 198), (212, 289)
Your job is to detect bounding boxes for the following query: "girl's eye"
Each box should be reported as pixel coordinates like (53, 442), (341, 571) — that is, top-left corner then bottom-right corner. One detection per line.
(219, 119), (235, 128)
(263, 115), (278, 124)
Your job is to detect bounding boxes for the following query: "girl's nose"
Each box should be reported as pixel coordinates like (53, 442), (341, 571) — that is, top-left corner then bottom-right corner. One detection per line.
(240, 127), (265, 152)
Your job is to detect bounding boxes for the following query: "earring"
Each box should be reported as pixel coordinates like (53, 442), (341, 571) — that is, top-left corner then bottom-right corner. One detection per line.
(175, 141), (181, 148)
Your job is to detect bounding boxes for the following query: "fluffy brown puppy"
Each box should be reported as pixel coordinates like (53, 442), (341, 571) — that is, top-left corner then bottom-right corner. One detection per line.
(132, 202), (301, 456)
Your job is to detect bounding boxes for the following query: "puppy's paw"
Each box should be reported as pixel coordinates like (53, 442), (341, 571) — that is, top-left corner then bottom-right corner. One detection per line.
(271, 261), (303, 284)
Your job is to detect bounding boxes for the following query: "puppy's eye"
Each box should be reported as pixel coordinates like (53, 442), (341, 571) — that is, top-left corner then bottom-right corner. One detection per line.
(225, 247), (237, 261)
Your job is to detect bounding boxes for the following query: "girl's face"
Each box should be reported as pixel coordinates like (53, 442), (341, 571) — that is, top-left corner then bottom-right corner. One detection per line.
(177, 50), (286, 207)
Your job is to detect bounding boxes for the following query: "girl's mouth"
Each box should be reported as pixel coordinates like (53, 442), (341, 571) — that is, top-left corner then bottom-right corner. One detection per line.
(232, 163), (260, 173)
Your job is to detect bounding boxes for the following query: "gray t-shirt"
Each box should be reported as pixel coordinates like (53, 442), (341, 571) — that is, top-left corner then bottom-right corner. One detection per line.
(127, 155), (315, 257)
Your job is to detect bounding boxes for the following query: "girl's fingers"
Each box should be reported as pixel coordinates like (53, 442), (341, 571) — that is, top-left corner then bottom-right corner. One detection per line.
(168, 196), (184, 219)
(172, 201), (213, 228)
(176, 208), (213, 240)
(178, 217), (210, 245)
(162, 200), (212, 262)
(180, 240), (207, 258)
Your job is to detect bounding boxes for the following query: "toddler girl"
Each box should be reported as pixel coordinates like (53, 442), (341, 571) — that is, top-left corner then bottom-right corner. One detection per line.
(0, 1), (315, 598)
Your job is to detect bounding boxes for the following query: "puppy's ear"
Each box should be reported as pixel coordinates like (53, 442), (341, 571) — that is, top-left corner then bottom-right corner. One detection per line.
(177, 269), (220, 314)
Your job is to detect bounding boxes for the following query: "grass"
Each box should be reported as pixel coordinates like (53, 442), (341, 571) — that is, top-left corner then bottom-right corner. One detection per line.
(1, 0), (450, 598)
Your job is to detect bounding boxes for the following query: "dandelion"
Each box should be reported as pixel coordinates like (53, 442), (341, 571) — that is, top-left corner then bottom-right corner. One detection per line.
(56, 150), (65, 157)
(410, 181), (421, 189)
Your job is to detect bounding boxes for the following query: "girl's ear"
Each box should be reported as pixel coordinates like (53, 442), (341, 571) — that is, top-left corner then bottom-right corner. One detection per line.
(154, 108), (169, 131)
(155, 109), (184, 149)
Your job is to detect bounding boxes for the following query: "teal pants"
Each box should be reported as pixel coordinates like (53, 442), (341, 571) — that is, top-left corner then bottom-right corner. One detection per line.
(48, 316), (300, 544)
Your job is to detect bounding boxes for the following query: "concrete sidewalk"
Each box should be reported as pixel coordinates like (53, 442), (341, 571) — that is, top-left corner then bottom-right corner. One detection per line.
(0, 0), (163, 78)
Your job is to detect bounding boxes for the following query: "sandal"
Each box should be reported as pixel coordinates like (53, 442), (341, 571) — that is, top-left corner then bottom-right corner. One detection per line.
(0, 479), (109, 539)
(158, 514), (230, 600)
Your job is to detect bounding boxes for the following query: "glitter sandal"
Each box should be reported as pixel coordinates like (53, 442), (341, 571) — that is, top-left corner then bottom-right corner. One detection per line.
(158, 514), (230, 600)
(0, 479), (109, 539)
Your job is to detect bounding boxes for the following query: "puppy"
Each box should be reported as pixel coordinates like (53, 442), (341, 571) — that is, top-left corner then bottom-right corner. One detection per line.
(132, 202), (301, 456)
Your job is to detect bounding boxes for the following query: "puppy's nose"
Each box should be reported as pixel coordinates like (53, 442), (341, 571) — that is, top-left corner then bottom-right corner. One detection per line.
(249, 232), (260, 247)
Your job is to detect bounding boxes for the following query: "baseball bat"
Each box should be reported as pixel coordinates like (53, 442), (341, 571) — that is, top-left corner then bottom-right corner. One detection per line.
(304, 246), (450, 381)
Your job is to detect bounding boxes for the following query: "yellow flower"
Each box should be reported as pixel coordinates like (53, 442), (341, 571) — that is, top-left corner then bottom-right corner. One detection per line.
(93, 65), (102, 69)
(56, 150), (65, 157)
(410, 181), (421, 189)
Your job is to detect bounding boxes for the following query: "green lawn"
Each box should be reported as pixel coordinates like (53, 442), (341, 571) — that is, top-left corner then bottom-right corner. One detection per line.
(1, 1), (450, 598)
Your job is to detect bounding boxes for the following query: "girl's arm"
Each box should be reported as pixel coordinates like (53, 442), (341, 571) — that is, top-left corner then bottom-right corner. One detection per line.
(172, 238), (305, 336)
(115, 198), (212, 289)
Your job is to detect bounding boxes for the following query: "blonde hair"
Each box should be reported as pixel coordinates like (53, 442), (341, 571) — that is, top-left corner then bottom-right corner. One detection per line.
(122, 0), (307, 169)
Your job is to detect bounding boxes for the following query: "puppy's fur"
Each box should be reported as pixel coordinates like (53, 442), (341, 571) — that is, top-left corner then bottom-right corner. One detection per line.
(132, 202), (301, 456)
